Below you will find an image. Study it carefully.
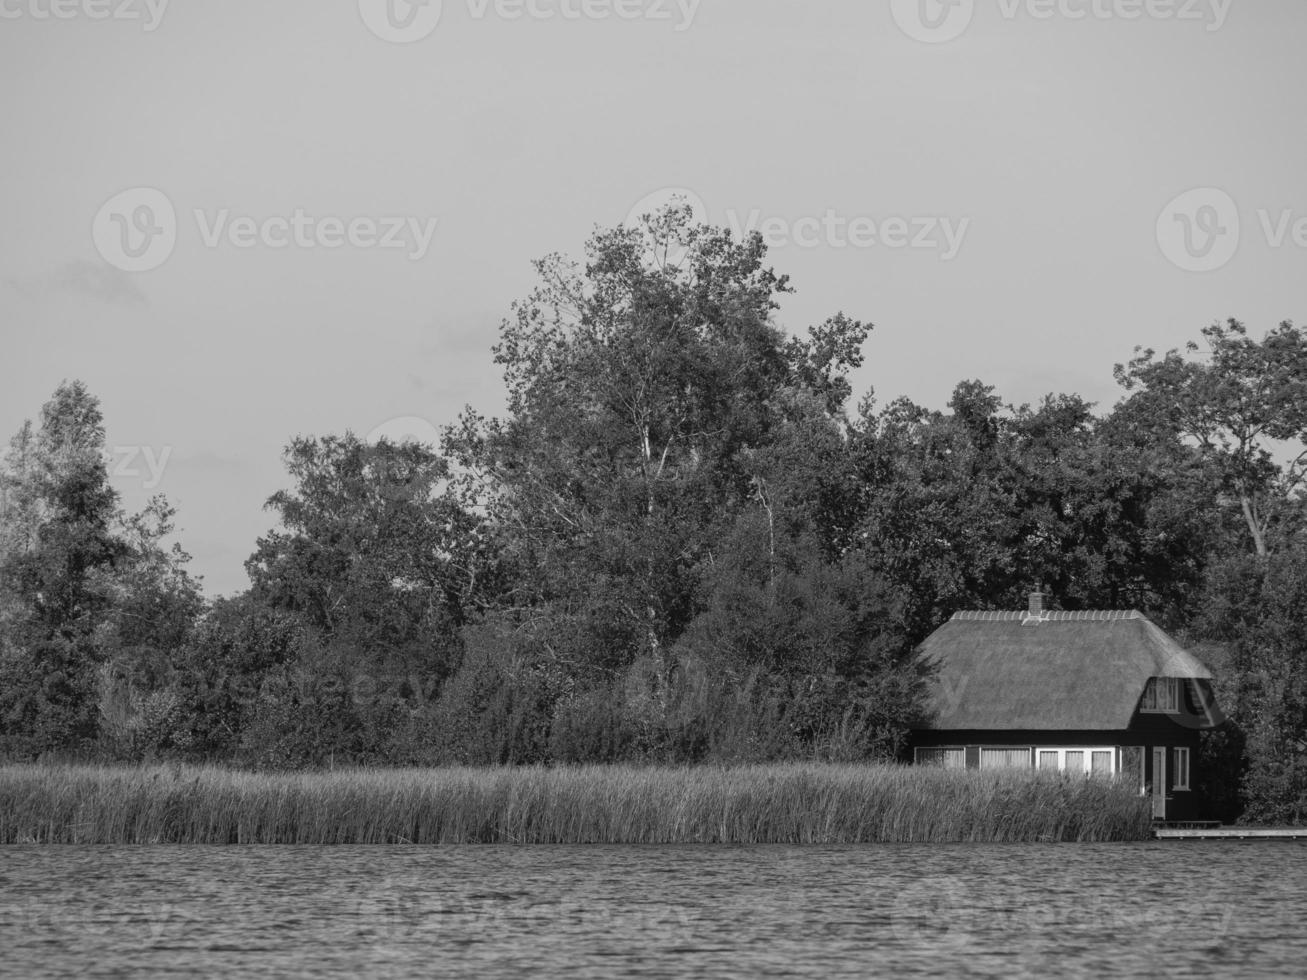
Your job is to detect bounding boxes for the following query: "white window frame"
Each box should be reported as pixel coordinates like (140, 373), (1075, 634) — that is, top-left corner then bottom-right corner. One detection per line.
(979, 747), (1034, 770)
(1173, 746), (1191, 791)
(1140, 677), (1181, 713)
(914, 746), (965, 769)
(1033, 747), (1116, 777)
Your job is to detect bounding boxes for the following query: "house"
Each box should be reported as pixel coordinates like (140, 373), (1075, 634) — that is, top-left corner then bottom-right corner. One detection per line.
(909, 593), (1222, 821)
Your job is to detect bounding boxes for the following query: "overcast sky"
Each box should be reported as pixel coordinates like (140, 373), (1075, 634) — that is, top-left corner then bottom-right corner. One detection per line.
(2, 0), (1304, 597)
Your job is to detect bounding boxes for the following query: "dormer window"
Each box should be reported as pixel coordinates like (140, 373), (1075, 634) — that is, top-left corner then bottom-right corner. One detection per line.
(1141, 677), (1180, 713)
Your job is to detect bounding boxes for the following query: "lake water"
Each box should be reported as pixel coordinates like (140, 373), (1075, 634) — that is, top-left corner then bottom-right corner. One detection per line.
(2, 843), (1304, 978)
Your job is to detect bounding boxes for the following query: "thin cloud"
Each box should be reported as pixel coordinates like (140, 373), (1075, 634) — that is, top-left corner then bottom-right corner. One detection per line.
(418, 314), (501, 359)
(8, 259), (147, 306)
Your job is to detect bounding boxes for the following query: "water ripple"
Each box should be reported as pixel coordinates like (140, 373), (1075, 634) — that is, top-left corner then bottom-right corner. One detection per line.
(1, 843), (1304, 978)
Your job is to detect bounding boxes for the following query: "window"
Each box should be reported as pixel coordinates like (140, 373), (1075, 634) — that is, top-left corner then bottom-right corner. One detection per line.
(980, 748), (1032, 770)
(1173, 747), (1190, 790)
(915, 747), (965, 769)
(1120, 746), (1146, 795)
(1033, 747), (1117, 776)
(1141, 677), (1180, 713)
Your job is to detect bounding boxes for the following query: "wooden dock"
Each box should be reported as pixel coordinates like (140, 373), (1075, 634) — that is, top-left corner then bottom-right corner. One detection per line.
(1154, 825), (1307, 840)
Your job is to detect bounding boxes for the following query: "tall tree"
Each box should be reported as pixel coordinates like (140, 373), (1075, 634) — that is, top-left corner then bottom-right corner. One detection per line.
(443, 203), (871, 691)
(846, 382), (1221, 636)
(1115, 320), (1307, 557)
(246, 433), (488, 685)
(1197, 549), (1307, 823)
(677, 389), (925, 759)
(94, 497), (206, 754)
(845, 385), (1021, 637)
(0, 381), (125, 754)
(1007, 393), (1219, 622)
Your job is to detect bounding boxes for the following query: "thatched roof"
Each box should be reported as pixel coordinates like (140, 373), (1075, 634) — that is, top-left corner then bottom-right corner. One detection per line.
(916, 610), (1213, 731)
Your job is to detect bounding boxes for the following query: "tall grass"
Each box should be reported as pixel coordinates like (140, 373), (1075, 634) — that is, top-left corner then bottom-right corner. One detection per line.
(0, 763), (1152, 844)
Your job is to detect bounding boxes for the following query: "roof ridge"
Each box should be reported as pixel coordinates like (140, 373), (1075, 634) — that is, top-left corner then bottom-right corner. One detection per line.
(950, 610), (1143, 622)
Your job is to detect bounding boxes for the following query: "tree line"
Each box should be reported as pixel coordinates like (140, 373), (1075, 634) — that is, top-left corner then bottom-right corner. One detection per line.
(1, 204), (1304, 823)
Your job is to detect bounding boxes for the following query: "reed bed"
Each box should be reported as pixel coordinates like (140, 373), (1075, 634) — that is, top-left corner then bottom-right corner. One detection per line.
(0, 763), (1152, 844)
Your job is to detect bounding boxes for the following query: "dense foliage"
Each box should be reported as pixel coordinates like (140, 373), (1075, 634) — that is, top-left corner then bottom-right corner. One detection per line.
(1, 206), (1304, 822)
